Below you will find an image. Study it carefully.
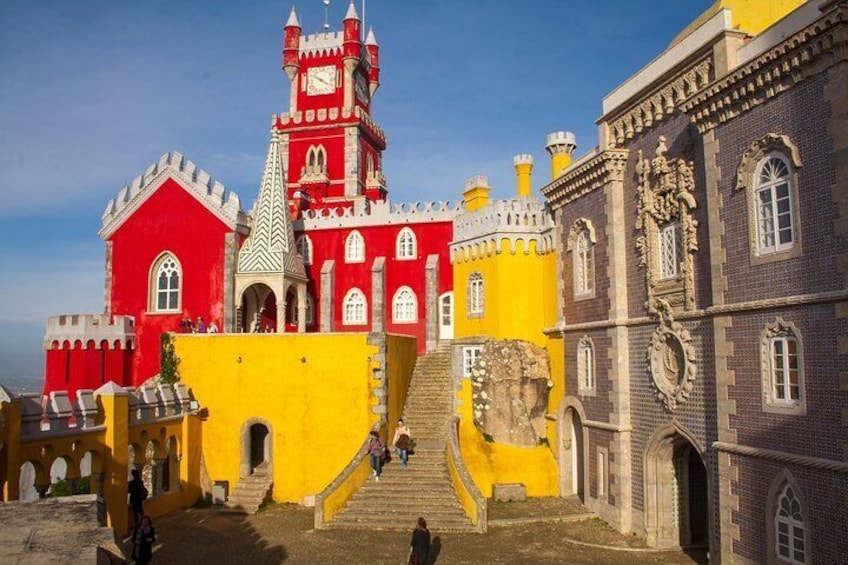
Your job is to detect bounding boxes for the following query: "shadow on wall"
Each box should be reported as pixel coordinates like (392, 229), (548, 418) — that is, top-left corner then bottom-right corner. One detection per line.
(139, 508), (288, 564)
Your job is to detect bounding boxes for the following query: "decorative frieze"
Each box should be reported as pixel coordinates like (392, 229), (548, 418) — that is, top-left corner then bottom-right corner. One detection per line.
(541, 149), (628, 209)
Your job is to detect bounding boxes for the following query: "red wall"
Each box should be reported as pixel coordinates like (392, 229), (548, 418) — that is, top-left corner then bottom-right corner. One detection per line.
(108, 178), (234, 385)
(43, 339), (133, 399)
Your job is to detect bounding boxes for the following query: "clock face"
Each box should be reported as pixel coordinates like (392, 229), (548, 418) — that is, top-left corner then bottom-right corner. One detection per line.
(307, 65), (335, 96)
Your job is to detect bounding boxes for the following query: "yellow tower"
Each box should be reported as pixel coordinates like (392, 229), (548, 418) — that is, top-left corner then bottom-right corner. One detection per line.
(513, 154), (534, 197)
(545, 131), (577, 180)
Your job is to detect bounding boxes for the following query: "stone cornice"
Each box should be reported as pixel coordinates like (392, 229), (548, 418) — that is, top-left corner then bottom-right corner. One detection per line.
(541, 149), (629, 209)
(682, 1), (848, 132)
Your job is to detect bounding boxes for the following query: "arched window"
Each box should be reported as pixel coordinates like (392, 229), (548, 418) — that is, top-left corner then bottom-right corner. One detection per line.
(468, 272), (483, 316)
(774, 482), (807, 564)
(151, 254), (181, 312)
(345, 230), (365, 263)
(291, 294), (315, 326)
(343, 288), (367, 325)
(392, 287), (417, 323)
(577, 337), (595, 393)
(761, 318), (805, 414)
(296, 235), (312, 265)
(306, 145), (327, 174)
(366, 154), (375, 175)
(574, 229), (595, 296)
(755, 154), (796, 255)
(396, 228), (417, 260)
(658, 222), (680, 280)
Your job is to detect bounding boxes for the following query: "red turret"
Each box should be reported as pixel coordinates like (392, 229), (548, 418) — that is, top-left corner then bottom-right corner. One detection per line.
(283, 6), (301, 82)
(343, 1), (362, 67)
(365, 27), (380, 96)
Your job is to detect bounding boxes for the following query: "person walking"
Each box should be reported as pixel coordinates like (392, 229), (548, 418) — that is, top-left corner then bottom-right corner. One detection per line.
(366, 431), (385, 481)
(408, 517), (430, 565)
(392, 419), (412, 467)
(127, 469), (148, 530)
(132, 515), (156, 564)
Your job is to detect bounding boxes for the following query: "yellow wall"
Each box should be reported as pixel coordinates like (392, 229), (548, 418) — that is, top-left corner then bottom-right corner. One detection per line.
(454, 239), (551, 346)
(175, 333), (387, 504)
(385, 335), (418, 440)
(456, 380), (559, 498)
(670, 0), (806, 47)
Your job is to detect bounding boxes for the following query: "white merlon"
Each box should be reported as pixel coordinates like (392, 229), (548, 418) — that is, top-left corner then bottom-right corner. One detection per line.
(100, 151), (248, 239)
(464, 175), (490, 190)
(365, 27), (378, 46)
(345, 0), (359, 20)
(300, 31), (343, 56)
(275, 105), (386, 142)
(451, 197), (554, 251)
(513, 154), (534, 166)
(545, 131), (577, 150)
(44, 314), (136, 350)
(286, 6), (300, 28)
(294, 199), (463, 231)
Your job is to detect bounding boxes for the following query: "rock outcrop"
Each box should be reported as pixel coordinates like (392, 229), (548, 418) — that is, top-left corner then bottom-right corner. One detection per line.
(470, 339), (552, 447)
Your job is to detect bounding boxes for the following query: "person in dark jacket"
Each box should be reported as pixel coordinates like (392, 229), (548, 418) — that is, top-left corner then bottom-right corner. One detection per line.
(409, 517), (430, 565)
(127, 469), (148, 529)
(366, 431), (385, 481)
(132, 515), (155, 564)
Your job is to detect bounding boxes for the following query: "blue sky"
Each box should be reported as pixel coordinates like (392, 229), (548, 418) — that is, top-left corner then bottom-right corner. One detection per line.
(0, 0), (713, 383)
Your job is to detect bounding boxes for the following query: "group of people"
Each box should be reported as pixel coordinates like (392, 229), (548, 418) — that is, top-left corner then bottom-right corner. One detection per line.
(179, 316), (219, 334)
(366, 419), (413, 481)
(128, 469), (156, 564)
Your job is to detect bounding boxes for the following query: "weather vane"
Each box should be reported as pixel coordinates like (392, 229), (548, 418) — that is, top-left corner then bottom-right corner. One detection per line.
(323, 0), (330, 30)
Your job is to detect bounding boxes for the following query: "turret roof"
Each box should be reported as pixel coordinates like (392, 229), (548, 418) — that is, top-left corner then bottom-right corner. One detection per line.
(286, 6), (300, 28)
(345, 1), (359, 21)
(365, 27), (378, 46)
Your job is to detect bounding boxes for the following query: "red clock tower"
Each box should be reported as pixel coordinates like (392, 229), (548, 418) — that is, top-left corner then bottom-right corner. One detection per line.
(278, 2), (387, 215)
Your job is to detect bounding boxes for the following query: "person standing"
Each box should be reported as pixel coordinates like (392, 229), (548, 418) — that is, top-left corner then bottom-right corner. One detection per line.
(409, 517), (430, 565)
(132, 515), (155, 564)
(196, 316), (207, 333)
(127, 469), (148, 530)
(392, 419), (412, 467)
(366, 431), (385, 481)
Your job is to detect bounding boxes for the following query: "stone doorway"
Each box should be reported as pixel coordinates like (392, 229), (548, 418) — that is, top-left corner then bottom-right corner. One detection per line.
(558, 402), (587, 504)
(644, 423), (710, 548)
(240, 419), (273, 477)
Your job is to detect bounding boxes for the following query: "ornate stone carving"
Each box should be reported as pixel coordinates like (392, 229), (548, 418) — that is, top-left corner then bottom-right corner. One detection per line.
(541, 149), (629, 209)
(636, 136), (698, 312)
(647, 303), (697, 411)
(736, 134), (803, 192)
(566, 218), (597, 252)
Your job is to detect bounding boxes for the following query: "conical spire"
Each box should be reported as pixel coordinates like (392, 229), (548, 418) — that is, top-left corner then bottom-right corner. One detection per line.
(345, 0), (359, 20)
(286, 5), (300, 28)
(365, 27), (378, 46)
(237, 130), (304, 278)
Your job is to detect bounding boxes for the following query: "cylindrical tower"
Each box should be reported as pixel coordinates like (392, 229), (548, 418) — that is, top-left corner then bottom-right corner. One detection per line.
(513, 154), (534, 197)
(365, 27), (380, 96)
(545, 132), (577, 180)
(282, 6), (301, 81)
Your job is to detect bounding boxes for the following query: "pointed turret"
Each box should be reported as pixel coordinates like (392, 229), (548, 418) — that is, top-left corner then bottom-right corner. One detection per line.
(283, 6), (301, 82)
(365, 27), (380, 96)
(343, 0), (362, 69)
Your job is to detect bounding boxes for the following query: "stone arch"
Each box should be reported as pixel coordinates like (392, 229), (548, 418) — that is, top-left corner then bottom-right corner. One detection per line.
(642, 421), (711, 549)
(556, 396), (589, 503)
(566, 217), (598, 252)
(240, 417), (273, 477)
(239, 282), (277, 333)
(163, 436), (180, 492)
(765, 468), (811, 564)
(19, 460), (45, 500)
(736, 133), (803, 192)
(79, 449), (104, 497)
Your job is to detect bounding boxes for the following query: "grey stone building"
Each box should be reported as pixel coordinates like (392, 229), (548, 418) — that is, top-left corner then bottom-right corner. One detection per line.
(542, 1), (848, 562)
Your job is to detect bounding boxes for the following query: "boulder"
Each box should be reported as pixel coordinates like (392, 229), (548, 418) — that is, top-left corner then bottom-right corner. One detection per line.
(470, 339), (552, 447)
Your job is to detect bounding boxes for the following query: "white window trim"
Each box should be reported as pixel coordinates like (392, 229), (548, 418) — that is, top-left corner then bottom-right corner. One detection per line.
(396, 227), (417, 260)
(597, 447), (608, 501)
(577, 336), (596, 396)
(345, 230), (365, 264)
(658, 221), (680, 280)
(462, 346), (483, 378)
(149, 252), (182, 314)
(574, 229), (595, 298)
(761, 318), (806, 415)
(296, 235), (313, 265)
(342, 288), (367, 326)
(468, 272), (484, 317)
(755, 153), (796, 256)
(392, 286), (418, 324)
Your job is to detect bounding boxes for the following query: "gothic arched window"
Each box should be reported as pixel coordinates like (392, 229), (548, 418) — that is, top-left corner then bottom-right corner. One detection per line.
(343, 288), (367, 325)
(296, 235), (312, 265)
(151, 253), (181, 312)
(755, 154), (796, 255)
(396, 228), (417, 260)
(392, 287), (417, 323)
(345, 230), (365, 263)
(468, 272), (484, 316)
(577, 336), (595, 394)
(574, 229), (595, 296)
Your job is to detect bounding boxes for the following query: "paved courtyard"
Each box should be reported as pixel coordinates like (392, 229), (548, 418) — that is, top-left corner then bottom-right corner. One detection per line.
(140, 500), (709, 564)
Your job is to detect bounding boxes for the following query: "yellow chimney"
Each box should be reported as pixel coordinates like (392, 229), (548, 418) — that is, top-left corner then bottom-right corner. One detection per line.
(462, 175), (491, 212)
(513, 154), (534, 198)
(545, 132), (577, 180)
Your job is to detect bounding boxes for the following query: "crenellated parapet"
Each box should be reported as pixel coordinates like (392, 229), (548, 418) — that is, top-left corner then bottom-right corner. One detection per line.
(99, 151), (249, 239)
(300, 30), (343, 57)
(293, 198), (463, 231)
(44, 314), (136, 350)
(450, 197), (555, 260)
(274, 105), (386, 147)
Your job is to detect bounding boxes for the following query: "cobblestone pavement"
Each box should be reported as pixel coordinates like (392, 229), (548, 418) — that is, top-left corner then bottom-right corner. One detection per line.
(142, 501), (709, 564)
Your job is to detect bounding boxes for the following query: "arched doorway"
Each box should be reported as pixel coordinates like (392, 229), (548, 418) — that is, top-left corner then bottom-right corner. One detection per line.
(240, 283), (277, 333)
(557, 399), (587, 504)
(644, 423), (710, 548)
(240, 419), (273, 477)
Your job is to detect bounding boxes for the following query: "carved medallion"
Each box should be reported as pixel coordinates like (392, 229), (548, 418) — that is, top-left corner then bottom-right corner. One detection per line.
(647, 305), (697, 411)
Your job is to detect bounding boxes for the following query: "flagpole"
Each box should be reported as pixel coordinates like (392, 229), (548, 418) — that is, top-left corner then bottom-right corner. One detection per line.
(362, 0), (366, 40)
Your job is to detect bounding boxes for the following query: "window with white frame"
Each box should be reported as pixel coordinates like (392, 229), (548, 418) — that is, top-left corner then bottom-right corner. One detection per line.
(152, 254), (180, 312)
(396, 227), (417, 260)
(574, 229), (594, 297)
(468, 272), (484, 316)
(597, 449), (608, 499)
(463, 346), (483, 377)
(577, 337), (595, 393)
(775, 482), (806, 564)
(345, 230), (365, 263)
(392, 287), (417, 323)
(762, 318), (805, 415)
(296, 235), (312, 265)
(756, 155), (796, 255)
(306, 145), (327, 174)
(342, 288), (367, 325)
(658, 222), (680, 279)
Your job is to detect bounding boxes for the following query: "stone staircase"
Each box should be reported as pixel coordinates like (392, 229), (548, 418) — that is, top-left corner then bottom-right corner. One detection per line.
(329, 342), (476, 531)
(222, 463), (272, 514)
